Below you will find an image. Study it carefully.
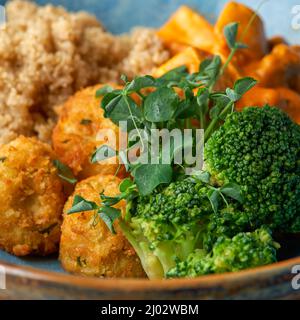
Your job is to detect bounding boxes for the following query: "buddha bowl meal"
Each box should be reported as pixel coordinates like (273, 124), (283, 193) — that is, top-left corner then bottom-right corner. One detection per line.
(0, 0), (299, 280)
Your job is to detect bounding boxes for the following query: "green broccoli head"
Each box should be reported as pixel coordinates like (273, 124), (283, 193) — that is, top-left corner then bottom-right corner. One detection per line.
(203, 206), (250, 251)
(119, 107), (296, 279)
(210, 227), (279, 273)
(167, 227), (279, 278)
(120, 179), (214, 279)
(205, 106), (300, 232)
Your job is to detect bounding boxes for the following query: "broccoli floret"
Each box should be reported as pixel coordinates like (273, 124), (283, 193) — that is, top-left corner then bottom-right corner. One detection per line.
(167, 227), (279, 278)
(203, 206), (250, 251)
(119, 107), (297, 279)
(120, 175), (282, 279)
(120, 179), (214, 279)
(210, 227), (279, 273)
(205, 106), (300, 232)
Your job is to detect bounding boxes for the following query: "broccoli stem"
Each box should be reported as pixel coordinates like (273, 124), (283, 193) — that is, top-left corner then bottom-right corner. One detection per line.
(153, 242), (177, 274)
(139, 242), (165, 279)
(119, 220), (164, 279)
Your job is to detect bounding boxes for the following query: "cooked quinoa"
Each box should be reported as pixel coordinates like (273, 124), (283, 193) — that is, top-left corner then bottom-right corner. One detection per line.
(0, 0), (170, 143)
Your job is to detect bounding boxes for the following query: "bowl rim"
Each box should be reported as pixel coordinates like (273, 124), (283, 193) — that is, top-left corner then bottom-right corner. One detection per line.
(1, 255), (299, 291)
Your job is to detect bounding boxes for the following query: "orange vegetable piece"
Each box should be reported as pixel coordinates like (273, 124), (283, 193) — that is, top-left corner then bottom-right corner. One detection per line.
(236, 87), (300, 124)
(277, 88), (300, 124)
(152, 47), (207, 77)
(162, 42), (190, 56)
(153, 46), (241, 92)
(268, 36), (288, 51)
(236, 87), (281, 110)
(244, 44), (300, 90)
(157, 6), (216, 53)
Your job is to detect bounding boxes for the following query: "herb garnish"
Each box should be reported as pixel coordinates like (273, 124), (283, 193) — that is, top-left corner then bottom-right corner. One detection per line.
(53, 159), (77, 184)
(67, 179), (137, 234)
(80, 119), (92, 125)
(68, 22), (256, 233)
(93, 23), (256, 196)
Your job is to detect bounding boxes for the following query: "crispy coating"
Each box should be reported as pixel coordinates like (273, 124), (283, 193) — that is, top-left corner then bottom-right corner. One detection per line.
(0, 136), (65, 256)
(60, 175), (146, 278)
(52, 85), (125, 180)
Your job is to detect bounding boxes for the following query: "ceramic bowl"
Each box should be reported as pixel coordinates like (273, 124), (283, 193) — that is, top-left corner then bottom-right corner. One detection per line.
(0, 257), (299, 299)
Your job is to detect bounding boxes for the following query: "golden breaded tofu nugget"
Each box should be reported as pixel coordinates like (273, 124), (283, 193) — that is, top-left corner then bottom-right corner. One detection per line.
(0, 136), (65, 256)
(52, 85), (124, 181)
(60, 175), (145, 278)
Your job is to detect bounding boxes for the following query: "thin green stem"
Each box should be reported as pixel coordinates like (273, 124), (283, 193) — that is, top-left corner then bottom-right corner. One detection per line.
(240, 0), (269, 41)
(219, 191), (229, 208)
(123, 95), (145, 151)
(185, 118), (192, 129)
(114, 164), (122, 177)
(136, 91), (146, 100)
(204, 101), (234, 142)
(220, 47), (237, 76)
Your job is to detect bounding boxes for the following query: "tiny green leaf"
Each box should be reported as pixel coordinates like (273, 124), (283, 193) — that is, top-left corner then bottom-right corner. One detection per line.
(101, 93), (123, 114)
(100, 193), (121, 206)
(125, 75), (156, 93)
(208, 189), (221, 213)
(91, 145), (116, 164)
(226, 88), (241, 102)
(104, 95), (142, 131)
(95, 85), (114, 97)
(133, 164), (173, 195)
(193, 171), (211, 184)
(144, 87), (179, 122)
(220, 183), (244, 204)
(199, 58), (213, 73)
(224, 22), (239, 49)
(53, 159), (77, 184)
(234, 77), (258, 97)
(119, 178), (134, 193)
(197, 56), (222, 87)
(156, 66), (188, 87)
(120, 74), (128, 83)
(197, 87), (209, 107)
(175, 98), (198, 119)
(209, 93), (231, 119)
(99, 207), (121, 234)
(67, 195), (98, 214)
(202, 56), (222, 79)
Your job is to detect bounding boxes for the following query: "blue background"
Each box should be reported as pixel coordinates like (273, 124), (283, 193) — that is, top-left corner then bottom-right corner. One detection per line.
(0, 0), (299, 272)
(0, 0), (299, 44)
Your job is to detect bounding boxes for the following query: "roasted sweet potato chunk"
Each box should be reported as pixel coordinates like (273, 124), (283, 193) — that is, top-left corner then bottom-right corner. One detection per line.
(157, 6), (216, 53)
